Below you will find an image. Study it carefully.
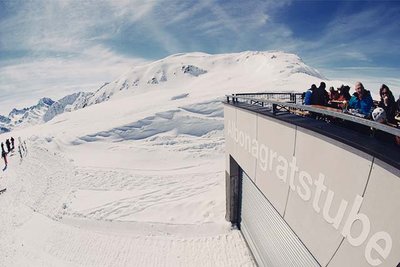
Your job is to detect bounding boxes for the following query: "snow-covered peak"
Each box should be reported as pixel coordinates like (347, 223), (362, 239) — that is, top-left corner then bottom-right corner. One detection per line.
(37, 97), (55, 107)
(9, 107), (29, 118)
(1, 50), (330, 132)
(0, 115), (11, 124)
(0, 115), (11, 133)
(0, 97), (55, 130)
(11, 97), (54, 127)
(84, 50), (326, 106)
(43, 92), (93, 122)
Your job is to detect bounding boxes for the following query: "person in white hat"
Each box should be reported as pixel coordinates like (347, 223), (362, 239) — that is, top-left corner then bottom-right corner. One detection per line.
(372, 107), (387, 123)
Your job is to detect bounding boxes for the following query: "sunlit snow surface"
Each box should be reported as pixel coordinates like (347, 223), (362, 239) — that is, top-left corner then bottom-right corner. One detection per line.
(0, 51), (333, 266)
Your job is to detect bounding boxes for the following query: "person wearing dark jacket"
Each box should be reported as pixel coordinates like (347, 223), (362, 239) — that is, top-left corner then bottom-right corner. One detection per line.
(1, 142), (7, 167)
(378, 84), (397, 124)
(5, 139), (11, 153)
(328, 86), (339, 101)
(10, 137), (15, 150)
(397, 95), (400, 113)
(348, 82), (373, 116)
(338, 85), (352, 101)
(304, 84), (317, 105)
(311, 82), (329, 106)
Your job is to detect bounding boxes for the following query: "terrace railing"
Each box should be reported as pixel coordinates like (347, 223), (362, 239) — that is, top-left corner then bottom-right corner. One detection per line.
(226, 93), (400, 137)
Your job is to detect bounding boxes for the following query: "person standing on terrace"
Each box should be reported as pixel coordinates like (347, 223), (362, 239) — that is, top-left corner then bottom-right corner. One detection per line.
(348, 82), (373, 116)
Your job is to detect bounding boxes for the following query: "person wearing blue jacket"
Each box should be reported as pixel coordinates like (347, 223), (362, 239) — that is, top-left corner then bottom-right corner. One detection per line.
(348, 82), (373, 116)
(304, 84), (317, 105)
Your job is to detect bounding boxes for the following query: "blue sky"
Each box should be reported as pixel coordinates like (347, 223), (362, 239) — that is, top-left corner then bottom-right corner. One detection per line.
(0, 0), (399, 114)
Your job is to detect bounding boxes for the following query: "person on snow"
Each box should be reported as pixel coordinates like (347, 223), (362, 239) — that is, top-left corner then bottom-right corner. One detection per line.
(348, 82), (373, 116)
(1, 143), (7, 168)
(5, 139), (11, 153)
(10, 137), (15, 150)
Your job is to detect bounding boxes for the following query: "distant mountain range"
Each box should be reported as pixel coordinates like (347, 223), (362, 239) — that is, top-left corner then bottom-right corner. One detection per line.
(0, 51), (325, 133)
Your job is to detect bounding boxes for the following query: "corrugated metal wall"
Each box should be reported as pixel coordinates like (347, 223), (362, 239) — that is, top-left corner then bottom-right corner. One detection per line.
(241, 172), (320, 267)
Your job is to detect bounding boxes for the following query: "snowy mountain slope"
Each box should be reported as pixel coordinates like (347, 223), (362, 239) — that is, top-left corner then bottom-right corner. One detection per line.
(0, 143), (253, 267)
(83, 51), (326, 106)
(2, 51), (335, 162)
(0, 50), (328, 133)
(8, 107), (29, 120)
(0, 115), (11, 133)
(76, 100), (223, 144)
(0, 92), (93, 132)
(0, 114), (11, 124)
(0, 50), (337, 266)
(43, 92), (94, 122)
(0, 126), (10, 134)
(9, 97), (54, 127)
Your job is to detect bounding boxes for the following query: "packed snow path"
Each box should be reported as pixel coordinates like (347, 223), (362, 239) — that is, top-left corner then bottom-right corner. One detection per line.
(0, 144), (255, 266)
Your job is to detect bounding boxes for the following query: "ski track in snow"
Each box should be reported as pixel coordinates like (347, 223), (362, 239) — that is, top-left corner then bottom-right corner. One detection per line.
(9, 213), (253, 267)
(0, 144), (255, 266)
(66, 168), (222, 222)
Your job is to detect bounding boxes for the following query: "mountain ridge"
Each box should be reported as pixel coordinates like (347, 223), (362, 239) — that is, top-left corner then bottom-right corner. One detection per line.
(0, 50), (326, 133)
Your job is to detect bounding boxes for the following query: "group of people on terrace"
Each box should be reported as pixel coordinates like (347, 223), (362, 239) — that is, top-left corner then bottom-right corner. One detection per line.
(304, 81), (400, 127)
